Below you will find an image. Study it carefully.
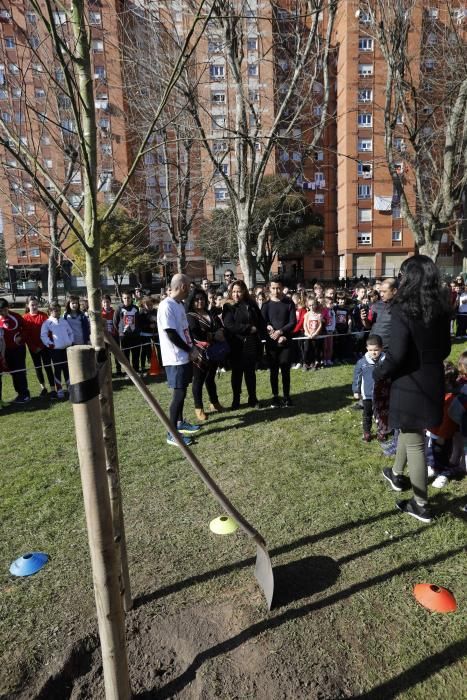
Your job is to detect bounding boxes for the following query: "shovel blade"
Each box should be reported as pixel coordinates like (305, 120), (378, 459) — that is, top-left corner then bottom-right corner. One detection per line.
(255, 541), (274, 611)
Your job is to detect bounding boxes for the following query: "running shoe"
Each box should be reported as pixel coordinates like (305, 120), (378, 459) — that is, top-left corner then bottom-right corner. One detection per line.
(166, 433), (193, 447)
(177, 421), (201, 434)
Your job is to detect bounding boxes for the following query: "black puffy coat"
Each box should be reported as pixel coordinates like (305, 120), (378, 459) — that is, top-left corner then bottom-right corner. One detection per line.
(222, 300), (265, 363)
(373, 303), (451, 430)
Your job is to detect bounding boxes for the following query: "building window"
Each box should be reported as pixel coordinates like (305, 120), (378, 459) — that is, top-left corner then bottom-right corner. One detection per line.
(94, 65), (106, 80)
(26, 203), (35, 215)
(0, 9), (11, 21)
(358, 88), (373, 102)
(5, 37), (15, 49)
(30, 247), (40, 257)
(209, 64), (225, 79)
(212, 114), (226, 129)
(25, 12), (37, 23)
(392, 230), (402, 243)
(315, 194), (325, 204)
(358, 232), (372, 246)
(358, 64), (373, 76)
(1, 111), (11, 122)
(95, 95), (108, 110)
(92, 39), (103, 52)
(424, 58), (436, 70)
(53, 11), (67, 25)
(249, 89), (259, 102)
(0, 89), (7, 99)
(358, 9), (371, 23)
(213, 140), (228, 153)
(247, 37), (258, 51)
(358, 138), (373, 152)
(358, 209), (372, 222)
(211, 91), (225, 103)
(358, 37), (373, 51)
(208, 39), (222, 53)
(358, 113), (372, 127)
(315, 172), (325, 185)
(215, 162), (228, 175)
(392, 206), (401, 218)
(35, 88), (45, 98)
(313, 105), (322, 117)
(248, 63), (258, 76)
(101, 143), (112, 156)
(214, 187), (228, 201)
(17, 248), (27, 258)
(9, 63), (19, 74)
(315, 150), (324, 161)
(427, 8), (439, 19)
(89, 11), (101, 24)
(358, 184), (372, 199)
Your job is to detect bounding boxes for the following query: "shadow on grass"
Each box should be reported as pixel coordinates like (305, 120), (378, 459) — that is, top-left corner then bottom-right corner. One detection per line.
(272, 555), (340, 608)
(135, 495), (466, 611)
(353, 636), (467, 699)
(136, 545), (465, 699)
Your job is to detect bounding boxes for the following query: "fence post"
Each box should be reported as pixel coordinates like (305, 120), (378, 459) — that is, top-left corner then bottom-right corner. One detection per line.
(67, 345), (131, 700)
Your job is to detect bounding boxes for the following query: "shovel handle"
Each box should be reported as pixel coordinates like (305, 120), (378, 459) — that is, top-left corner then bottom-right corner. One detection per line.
(104, 333), (265, 544)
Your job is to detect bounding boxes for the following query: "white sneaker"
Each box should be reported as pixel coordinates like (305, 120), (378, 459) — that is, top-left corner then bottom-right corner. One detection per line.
(293, 363), (302, 370)
(432, 474), (449, 489)
(427, 465), (436, 479)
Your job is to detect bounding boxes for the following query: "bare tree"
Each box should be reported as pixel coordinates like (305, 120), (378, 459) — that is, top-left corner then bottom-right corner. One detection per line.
(362, 0), (467, 260)
(177, 0), (338, 287)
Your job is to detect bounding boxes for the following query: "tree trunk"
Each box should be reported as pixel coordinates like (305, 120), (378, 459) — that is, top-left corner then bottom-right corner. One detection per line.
(417, 239), (440, 262)
(237, 219), (255, 288)
(48, 210), (59, 301)
(177, 239), (187, 274)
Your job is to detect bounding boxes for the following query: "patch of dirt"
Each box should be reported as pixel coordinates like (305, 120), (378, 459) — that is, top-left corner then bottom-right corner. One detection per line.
(13, 583), (354, 699)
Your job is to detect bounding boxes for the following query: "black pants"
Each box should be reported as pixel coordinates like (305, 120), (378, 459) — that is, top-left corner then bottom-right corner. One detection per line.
(431, 437), (452, 471)
(5, 346), (29, 398)
(170, 387), (186, 427)
(140, 337), (152, 370)
(362, 399), (373, 433)
(121, 335), (140, 372)
(192, 363), (219, 409)
(29, 348), (55, 388)
(231, 360), (257, 404)
(268, 345), (291, 398)
(304, 338), (322, 365)
(50, 348), (69, 388)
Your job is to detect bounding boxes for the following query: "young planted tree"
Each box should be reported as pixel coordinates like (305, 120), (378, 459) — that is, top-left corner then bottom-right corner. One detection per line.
(199, 174), (323, 279)
(362, 0), (467, 260)
(181, 0), (338, 287)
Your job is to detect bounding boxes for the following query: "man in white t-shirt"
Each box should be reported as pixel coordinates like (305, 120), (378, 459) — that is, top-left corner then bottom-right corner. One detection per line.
(157, 274), (202, 446)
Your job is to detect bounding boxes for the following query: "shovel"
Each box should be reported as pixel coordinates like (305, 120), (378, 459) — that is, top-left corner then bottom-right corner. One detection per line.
(105, 333), (274, 610)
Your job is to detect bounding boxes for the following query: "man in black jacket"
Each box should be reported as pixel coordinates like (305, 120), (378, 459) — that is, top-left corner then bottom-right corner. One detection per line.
(262, 277), (296, 407)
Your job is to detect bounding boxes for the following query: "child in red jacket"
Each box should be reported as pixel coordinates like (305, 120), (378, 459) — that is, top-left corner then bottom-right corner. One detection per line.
(0, 298), (30, 403)
(23, 296), (55, 397)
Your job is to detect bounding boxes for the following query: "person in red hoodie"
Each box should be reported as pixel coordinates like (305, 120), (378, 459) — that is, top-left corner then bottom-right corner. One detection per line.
(23, 296), (55, 397)
(0, 298), (30, 403)
(291, 292), (306, 369)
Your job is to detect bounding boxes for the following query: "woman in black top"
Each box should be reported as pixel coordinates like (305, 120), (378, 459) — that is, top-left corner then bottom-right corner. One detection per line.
(222, 281), (265, 409)
(373, 255), (451, 523)
(186, 288), (225, 421)
(261, 276), (296, 407)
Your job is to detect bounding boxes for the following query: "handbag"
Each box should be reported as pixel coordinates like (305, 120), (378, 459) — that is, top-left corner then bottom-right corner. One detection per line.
(205, 340), (230, 363)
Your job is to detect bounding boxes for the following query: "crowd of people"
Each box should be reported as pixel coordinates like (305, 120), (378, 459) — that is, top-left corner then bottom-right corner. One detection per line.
(1, 258), (466, 521)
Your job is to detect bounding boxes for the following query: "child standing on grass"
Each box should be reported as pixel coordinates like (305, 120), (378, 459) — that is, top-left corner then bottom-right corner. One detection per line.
(334, 292), (351, 363)
(303, 296), (324, 371)
(40, 302), (74, 398)
(352, 334), (385, 441)
(426, 362), (461, 488)
(291, 292), (306, 369)
(23, 296), (55, 398)
(63, 295), (90, 345)
(323, 291), (336, 367)
(0, 298), (30, 403)
(0, 324), (6, 408)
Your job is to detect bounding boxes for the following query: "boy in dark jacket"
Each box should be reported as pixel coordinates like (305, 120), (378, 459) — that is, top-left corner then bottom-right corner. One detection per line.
(352, 334), (385, 441)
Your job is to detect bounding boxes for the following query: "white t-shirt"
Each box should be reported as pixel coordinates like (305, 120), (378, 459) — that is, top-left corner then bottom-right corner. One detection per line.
(157, 296), (192, 366)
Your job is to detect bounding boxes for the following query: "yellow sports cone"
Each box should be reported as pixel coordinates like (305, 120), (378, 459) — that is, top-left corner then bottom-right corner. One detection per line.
(209, 515), (238, 535)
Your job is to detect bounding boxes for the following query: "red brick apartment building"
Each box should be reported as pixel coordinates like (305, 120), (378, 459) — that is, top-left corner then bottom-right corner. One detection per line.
(0, 1), (464, 289)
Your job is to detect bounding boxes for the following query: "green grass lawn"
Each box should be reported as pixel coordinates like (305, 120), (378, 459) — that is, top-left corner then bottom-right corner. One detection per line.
(0, 345), (466, 697)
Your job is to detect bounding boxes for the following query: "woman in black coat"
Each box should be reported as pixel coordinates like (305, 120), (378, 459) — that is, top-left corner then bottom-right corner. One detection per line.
(373, 255), (451, 523)
(222, 280), (265, 409)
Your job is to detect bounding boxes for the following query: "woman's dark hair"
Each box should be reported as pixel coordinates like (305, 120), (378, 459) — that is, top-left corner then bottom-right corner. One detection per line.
(392, 255), (451, 323)
(227, 279), (252, 302)
(186, 287), (208, 313)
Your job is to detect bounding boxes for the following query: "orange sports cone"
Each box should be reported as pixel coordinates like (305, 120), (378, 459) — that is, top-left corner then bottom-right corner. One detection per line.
(413, 583), (457, 613)
(149, 345), (163, 376)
